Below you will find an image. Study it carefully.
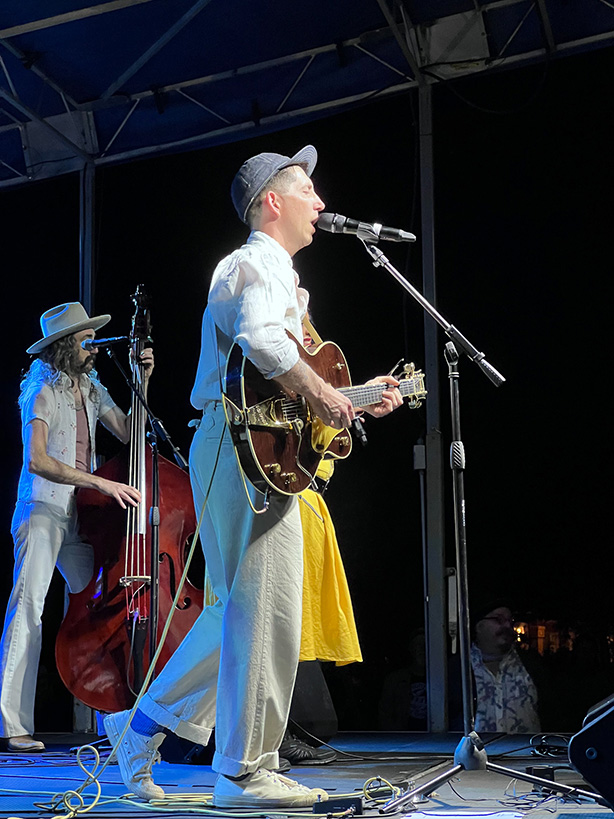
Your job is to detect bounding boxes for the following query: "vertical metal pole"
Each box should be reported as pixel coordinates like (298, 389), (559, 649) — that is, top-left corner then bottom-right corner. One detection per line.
(79, 161), (96, 313)
(76, 160), (96, 734)
(419, 83), (448, 732)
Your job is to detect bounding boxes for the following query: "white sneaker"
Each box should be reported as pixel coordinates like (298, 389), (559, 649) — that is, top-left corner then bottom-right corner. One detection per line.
(213, 769), (329, 808)
(103, 711), (165, 801)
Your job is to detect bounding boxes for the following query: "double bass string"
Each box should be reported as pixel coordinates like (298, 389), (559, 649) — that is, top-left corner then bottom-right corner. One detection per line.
(124, 342), (149, 622)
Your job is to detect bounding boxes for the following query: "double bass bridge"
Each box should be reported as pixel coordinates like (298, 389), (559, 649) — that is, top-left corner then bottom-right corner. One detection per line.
(120, 574), (151, 587)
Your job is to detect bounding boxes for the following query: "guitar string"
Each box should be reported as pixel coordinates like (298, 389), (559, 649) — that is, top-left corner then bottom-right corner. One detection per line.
(280, 378), (422, 417)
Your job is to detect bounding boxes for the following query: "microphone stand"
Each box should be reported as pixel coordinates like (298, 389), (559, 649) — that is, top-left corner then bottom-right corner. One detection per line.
(104, 345), (189, 471)
(105, 346), (189, 674)
(356, 241), (606, 810)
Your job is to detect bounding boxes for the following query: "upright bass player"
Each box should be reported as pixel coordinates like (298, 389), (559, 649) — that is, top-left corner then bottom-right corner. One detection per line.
(0, 302), (153, 751)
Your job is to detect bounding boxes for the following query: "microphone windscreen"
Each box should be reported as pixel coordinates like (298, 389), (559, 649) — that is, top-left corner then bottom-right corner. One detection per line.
(316, 213), (336, 232)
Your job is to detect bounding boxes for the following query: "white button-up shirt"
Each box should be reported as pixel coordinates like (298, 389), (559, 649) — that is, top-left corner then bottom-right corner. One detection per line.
(191, 231), (309, 409)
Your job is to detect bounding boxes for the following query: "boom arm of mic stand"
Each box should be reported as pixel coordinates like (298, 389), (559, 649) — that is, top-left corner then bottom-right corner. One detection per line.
(361, 242), (506, 387)
(149, 417), (189, 470)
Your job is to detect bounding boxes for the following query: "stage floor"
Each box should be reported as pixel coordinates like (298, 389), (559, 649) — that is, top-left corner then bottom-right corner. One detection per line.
(0, 732), (610, 818)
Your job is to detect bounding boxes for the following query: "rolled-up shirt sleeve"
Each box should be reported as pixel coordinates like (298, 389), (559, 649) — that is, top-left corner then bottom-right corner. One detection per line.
(209, 242), (301, 379)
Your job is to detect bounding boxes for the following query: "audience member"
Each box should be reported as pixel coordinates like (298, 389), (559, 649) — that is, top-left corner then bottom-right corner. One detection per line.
(469, 599), (541, 733)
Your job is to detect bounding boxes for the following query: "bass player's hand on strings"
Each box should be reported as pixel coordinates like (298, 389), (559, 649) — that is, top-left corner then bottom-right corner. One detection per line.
(91, 476), (142, 509)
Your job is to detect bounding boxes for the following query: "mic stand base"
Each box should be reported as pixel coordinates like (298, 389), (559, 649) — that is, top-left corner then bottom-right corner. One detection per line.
(380, 732), (607, 812)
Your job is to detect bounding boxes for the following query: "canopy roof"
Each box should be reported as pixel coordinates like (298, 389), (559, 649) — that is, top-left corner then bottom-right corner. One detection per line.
(1, 0), (612, 189)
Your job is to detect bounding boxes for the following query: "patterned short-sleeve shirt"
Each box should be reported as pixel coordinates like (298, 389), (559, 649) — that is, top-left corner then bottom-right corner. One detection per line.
(16, 368), (117, 514)
(471, 643), (540, 733)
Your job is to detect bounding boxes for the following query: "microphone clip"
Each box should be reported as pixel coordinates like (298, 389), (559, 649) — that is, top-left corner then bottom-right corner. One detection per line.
(356, 223), (383, 244)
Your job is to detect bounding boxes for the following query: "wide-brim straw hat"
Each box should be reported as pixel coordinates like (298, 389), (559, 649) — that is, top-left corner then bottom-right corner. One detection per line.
(27, 302), (111, 355)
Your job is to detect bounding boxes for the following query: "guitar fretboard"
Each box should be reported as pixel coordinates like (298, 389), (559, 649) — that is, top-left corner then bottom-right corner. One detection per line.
(339, 377), (422, 408)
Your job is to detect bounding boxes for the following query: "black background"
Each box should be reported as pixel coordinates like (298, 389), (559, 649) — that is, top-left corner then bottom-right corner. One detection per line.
(0, 46), (612, 733)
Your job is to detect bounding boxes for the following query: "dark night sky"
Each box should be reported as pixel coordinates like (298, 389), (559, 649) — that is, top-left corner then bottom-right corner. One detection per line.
(0, 45), (612, 731)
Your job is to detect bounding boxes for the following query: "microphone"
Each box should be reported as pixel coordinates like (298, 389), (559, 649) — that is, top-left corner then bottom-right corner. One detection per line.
(317, 212), (416, 243)
(81, 335), (129, 351)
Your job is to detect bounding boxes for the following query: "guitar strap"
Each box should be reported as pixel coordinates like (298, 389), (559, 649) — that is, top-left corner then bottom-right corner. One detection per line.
(302, 314), (324, 346)
(215, 320), (269, 514)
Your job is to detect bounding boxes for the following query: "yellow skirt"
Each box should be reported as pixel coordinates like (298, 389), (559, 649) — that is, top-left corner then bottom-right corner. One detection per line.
(298, 485), (362, 665)
(202, 485), (362, 665)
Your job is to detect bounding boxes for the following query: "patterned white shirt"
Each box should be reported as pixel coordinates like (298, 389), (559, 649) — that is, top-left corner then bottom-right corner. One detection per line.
(471, 643), (541, 733)
(16, 365), (117, 514)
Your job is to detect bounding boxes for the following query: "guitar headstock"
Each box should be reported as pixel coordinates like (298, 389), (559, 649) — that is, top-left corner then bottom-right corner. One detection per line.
(398, 363), (427, 409)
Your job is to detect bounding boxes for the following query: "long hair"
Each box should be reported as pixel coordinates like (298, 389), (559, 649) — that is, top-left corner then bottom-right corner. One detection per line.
(39, 333), (83, 377)
(19, 334), (100, 408)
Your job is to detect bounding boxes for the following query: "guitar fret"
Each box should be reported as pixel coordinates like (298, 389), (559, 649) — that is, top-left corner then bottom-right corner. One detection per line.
(344, 387), (378, 407)
(339, 379), (419, 408)
(279, 378), (421, 416)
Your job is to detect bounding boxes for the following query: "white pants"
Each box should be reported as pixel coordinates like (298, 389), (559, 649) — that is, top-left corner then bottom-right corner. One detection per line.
(0, 500), (93, 737)
(140, 404), (304, 777)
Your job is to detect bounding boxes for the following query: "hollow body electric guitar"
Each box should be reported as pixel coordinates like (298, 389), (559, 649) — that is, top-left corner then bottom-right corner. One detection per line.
(223, 332), (427, 496)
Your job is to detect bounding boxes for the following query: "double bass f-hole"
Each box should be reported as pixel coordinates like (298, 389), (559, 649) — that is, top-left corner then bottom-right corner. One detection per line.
(159, 551), (194, 611)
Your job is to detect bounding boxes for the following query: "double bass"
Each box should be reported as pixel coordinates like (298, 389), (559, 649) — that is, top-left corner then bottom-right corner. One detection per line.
(55, 287), (203, 713)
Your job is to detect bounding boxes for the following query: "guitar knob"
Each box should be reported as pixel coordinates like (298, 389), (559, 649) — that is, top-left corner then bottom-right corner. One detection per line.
(265, 463), (282, 475)
(281, 472), (298, 485)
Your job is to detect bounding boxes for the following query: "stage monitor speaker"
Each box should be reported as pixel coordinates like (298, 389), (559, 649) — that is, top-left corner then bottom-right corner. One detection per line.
(568, 696), (614, 809)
